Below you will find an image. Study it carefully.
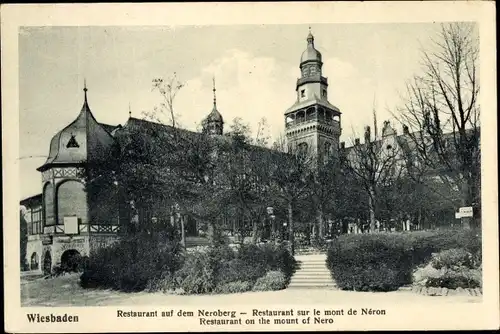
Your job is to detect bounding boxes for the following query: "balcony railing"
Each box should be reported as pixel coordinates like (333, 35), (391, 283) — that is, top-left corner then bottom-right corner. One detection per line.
(42, 223), (120, 235)
(286, 118), (340, 130)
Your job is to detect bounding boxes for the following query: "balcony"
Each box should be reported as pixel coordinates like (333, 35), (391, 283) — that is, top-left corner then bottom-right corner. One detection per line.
(42, 223), (120, 235)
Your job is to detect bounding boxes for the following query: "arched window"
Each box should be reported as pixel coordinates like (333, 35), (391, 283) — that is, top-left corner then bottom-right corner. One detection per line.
(43, 183), (54, 226)
(296, 110), (305, 123)
(325, 110), (333, 123)
(298, 142), (309, 156)
(57, 180), (87, 225)
(30, 252), (39, 270)
(306, 107), (316, 121)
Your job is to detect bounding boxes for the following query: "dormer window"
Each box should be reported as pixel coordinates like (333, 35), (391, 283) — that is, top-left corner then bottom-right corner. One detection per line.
(66, 134), (79, 148)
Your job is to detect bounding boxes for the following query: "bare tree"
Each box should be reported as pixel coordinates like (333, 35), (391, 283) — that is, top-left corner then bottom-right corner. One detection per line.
(254, 117), (272, 148)
(268, 136), (315, 254)
(151, 72), (185, 128)
(394, 23), (480, 228)
(342, 125), (400, 232)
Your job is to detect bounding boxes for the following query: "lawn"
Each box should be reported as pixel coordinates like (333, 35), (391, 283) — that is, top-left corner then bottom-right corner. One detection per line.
(21, 274), (481, 307)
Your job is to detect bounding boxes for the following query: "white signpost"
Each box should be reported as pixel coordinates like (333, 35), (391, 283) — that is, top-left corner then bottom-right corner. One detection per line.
(455, 206), (474, 219)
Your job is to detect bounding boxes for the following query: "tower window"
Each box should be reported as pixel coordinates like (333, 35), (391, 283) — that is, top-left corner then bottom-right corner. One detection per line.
(297, 142), (309, 156)
(66, 134), (79, 148)
(322, 89), (327, 97)
(300, 90), (305, 98)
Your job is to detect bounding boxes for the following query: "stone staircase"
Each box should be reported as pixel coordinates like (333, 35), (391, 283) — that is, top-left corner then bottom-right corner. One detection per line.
(288, 254), (337, 289)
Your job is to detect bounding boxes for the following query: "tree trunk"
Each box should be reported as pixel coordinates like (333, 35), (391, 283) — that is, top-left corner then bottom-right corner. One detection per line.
(310, 222), (316, 245)
(317, 204), (325, 239)
(207, 221), (216, 245)
(460, 177), (474, 229)
(288, 201), (295, 256)
(180, 215), (186, 248)
(251, 219), (259, 243)
(368, 187), (376, 232)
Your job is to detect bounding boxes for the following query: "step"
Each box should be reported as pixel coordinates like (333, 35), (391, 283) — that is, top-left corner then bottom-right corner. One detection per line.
(296, 260), (327, 263)
(287, 286), (337, 289)
(288, 283), (337, 287)
(290, 282), (335, 286)
(290, 278), (334, 282)
(292, 273), (331, 276)
(289, 282), (336, 285)
(293, 271), (331, 275)
(297, 264), (328, 268)
(290, 276), (333, 280)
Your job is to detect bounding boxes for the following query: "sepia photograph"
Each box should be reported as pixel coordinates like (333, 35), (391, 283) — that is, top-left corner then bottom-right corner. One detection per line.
(2, 2), (498, 332)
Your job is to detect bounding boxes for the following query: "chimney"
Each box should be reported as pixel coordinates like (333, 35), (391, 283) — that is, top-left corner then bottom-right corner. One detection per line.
(364, 126), (371, 143)
(354, 138), (360, 145)
(340, 142), (345, 150)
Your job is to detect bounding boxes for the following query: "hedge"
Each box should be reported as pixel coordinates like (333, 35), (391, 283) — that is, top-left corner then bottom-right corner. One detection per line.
(162, 242), (297, 294)
(80, 230), (184, 292)
(326, 229), (481, 292)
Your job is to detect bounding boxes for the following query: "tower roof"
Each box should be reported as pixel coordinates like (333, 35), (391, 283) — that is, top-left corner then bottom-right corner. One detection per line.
(203, 76), (224, 124)
(37, 81), (118, 172)
(300, 29), (322, 64)
(205, 107), (224, 123)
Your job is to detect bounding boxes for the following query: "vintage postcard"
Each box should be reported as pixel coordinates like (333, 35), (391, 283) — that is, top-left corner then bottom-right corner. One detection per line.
(2, 2), (498, 332)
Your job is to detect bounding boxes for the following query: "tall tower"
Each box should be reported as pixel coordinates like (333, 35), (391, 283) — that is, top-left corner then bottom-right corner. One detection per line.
(284, 29), (342, 165)
(202, 77), (224, 135)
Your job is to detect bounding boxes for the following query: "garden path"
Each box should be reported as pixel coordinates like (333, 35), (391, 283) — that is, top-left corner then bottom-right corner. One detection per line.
(288, 254), (337, 289)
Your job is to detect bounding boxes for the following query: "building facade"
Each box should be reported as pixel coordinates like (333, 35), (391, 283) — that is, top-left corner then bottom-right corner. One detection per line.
(22, 31), (447, 272)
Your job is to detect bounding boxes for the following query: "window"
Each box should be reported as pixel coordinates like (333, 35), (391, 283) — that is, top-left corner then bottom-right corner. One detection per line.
(386, 144), (393, 150)
(66, 134), (79, 148)
(300, 90), (305, 98)
(322, 89), (327, 97)
(298, 142), (309, 156)
(30, 253), (39, 270)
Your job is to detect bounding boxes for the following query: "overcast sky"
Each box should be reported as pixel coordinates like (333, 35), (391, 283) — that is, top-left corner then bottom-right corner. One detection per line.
(19, 23), (443, 199)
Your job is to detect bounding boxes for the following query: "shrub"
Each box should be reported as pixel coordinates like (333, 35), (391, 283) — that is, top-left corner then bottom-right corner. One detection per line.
(425, 267), (482, 289)
(174, 251), (216, 294)
(218, 259), (251, 284)
(164, 243), (296, 295)
(407, 229), (481, 265)
(173, 245), (236, 294)
(214, 281), (253, 294)
(236, 243), (297, 283)
(326, 229), (481, 292)
(412, 263), (445, 286)
(431, 248), (476, 270)
(413, 248), (482, 289)
(327, 234), (413, 291)
(252, 271), (286, 291)
(80, 229), (184, 292)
